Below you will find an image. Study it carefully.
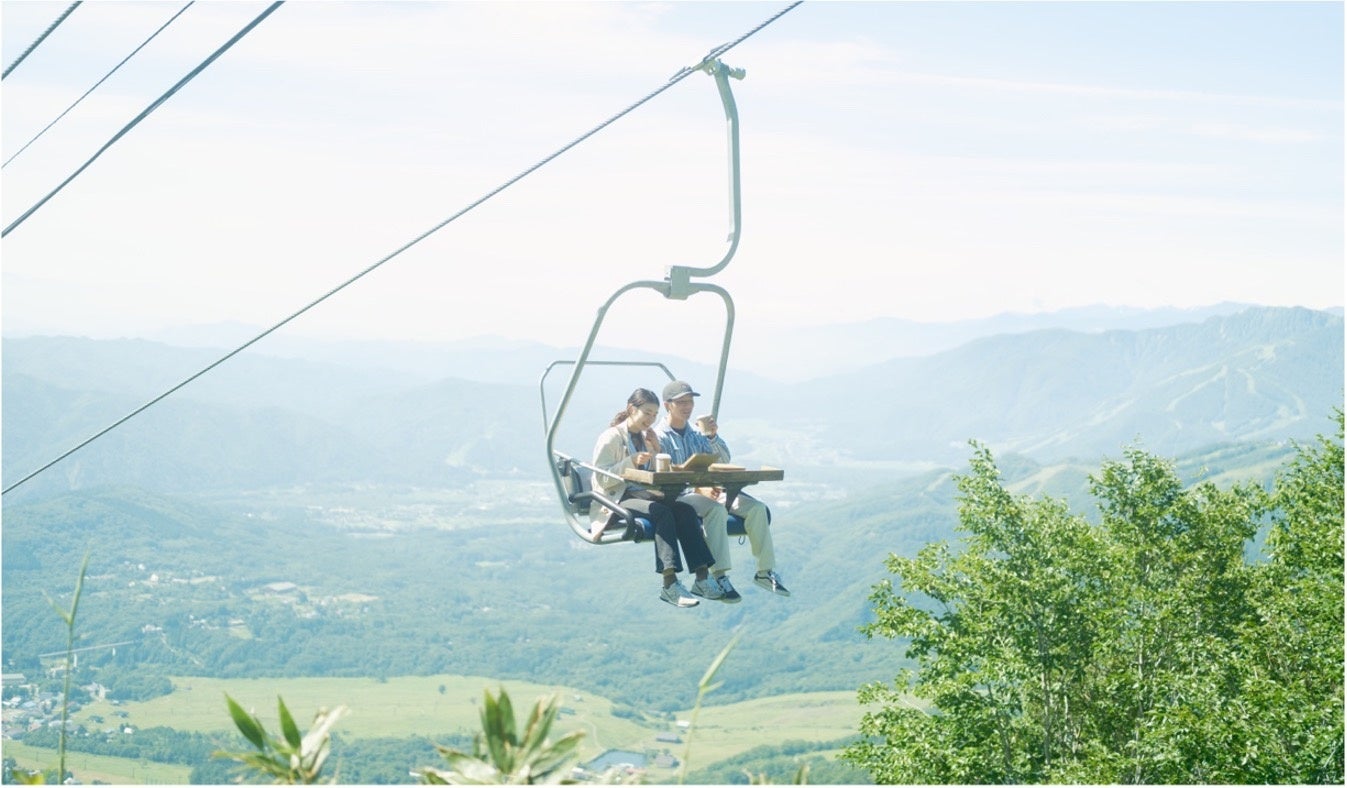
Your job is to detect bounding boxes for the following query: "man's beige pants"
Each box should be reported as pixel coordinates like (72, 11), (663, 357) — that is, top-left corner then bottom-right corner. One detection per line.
(678, 490), (775, 575)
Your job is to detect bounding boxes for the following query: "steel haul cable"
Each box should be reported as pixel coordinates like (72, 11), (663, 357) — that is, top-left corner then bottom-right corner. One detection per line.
(1, 1), (805, 497)
(2, 1), (284, 238)
(2, 1), (82, 80)
(4, 2), (197, 169)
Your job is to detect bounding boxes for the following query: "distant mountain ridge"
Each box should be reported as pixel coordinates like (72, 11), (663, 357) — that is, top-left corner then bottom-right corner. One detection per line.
(134, 301), (1302, 382)
(783, 306), (1342, 464)
(738, 301), (1288, 380)
(3, 305), (1341, 497)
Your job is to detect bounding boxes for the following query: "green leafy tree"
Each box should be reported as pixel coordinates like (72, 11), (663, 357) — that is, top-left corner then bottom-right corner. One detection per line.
(1232, 412), (1344, 782)
(1084, 447), (1263, 783)
(846, 444), (1114, 783)
(844, 428), (1344, 784)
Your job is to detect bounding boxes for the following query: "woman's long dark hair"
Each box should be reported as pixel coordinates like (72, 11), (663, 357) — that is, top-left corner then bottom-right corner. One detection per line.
(610, 387), (660, 427)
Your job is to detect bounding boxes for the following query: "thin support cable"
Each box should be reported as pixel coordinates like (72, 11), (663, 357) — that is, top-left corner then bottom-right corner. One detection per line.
(2, 1), (283, 238)
(0, 0), (804, 497)
(2, 1), (81, 80)
(4, 2), (196, 169)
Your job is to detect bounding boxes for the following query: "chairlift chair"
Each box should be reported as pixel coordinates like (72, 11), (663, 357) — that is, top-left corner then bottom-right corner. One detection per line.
(539, 60), (764, 545)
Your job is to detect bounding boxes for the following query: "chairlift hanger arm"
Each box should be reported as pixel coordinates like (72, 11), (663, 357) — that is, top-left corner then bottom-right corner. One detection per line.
(666, 59), (744, 294)
(543, 60), (743, 455)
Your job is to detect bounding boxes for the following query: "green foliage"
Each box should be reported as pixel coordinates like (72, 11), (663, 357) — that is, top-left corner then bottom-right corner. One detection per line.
(198, 733), (459, 784)
(191, 756), (246, 785)
(1231, 410), (1344, 783)
(418, 688), (584, 784)
(2, 756), (46, 785)
(329, 735), (461, 785)
(685, 739), (871, 785)
(97, 666), (175, 702)
(19, 725), (225, 766)
(215, 695), (348, 784)
(845, 427), (1345, 784)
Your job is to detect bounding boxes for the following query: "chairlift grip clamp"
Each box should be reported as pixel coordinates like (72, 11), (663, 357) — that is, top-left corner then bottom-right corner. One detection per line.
(665, 265), (694, 300)
(700, 57), (746, 82)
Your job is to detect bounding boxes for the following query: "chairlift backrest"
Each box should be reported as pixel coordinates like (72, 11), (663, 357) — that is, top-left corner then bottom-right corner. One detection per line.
(552, 450), (657, 544)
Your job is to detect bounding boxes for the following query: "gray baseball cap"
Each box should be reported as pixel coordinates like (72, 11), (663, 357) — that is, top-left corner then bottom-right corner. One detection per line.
(662, 380), (699, 402)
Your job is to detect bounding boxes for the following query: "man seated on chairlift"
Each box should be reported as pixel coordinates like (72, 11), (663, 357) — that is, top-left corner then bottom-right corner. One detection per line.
(653, 380), (790, 599)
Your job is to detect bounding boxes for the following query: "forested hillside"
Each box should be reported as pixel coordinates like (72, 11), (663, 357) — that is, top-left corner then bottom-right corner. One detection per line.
(0, 436), (1310, 711)
(3, 306), (1340, 496)
(1, 426), (1331, 784)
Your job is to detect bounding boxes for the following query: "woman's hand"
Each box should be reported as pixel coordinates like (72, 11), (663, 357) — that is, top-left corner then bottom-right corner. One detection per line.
(634, 430), (659, 466)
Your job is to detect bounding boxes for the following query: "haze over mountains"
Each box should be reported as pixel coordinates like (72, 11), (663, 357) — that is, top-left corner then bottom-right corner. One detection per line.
(135, 301), (1292, 382)
(3, 304), (1341, 499)
(1, 303), (1342, 735)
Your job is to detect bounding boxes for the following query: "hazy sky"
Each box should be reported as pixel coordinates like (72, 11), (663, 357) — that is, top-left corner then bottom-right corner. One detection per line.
(2, 0), (1342, 357)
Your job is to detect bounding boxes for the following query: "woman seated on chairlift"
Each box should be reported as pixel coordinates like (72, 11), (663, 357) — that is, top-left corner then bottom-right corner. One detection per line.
(591, 388), (724, 608)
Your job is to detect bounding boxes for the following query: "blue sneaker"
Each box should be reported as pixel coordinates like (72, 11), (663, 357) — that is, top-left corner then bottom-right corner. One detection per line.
(691, 577), (725, 601)
(715, 575), (743, 603)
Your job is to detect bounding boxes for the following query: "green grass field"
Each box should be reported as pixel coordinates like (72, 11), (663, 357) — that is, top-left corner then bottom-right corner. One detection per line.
(672, 691), (869, 770)
(62, 673), (871, 782)
(2, 741), (192, 785)
(85, 673), (652, 759)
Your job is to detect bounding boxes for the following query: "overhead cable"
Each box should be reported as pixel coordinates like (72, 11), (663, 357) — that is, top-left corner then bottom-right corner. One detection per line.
(4, 2), (197, 169)
(0, 0), (805, 497)
(2, 1), (82, 80)
(2, 1), (283, 238)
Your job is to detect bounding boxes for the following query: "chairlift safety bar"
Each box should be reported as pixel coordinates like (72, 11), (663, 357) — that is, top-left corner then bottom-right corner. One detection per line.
(538, 360), (676, 437)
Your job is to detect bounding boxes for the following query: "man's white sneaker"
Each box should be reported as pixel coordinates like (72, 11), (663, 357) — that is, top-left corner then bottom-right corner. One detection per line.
(754, 570), (791, 596)
(660, 581), (699, 608)
(691, 577), (725, 600)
